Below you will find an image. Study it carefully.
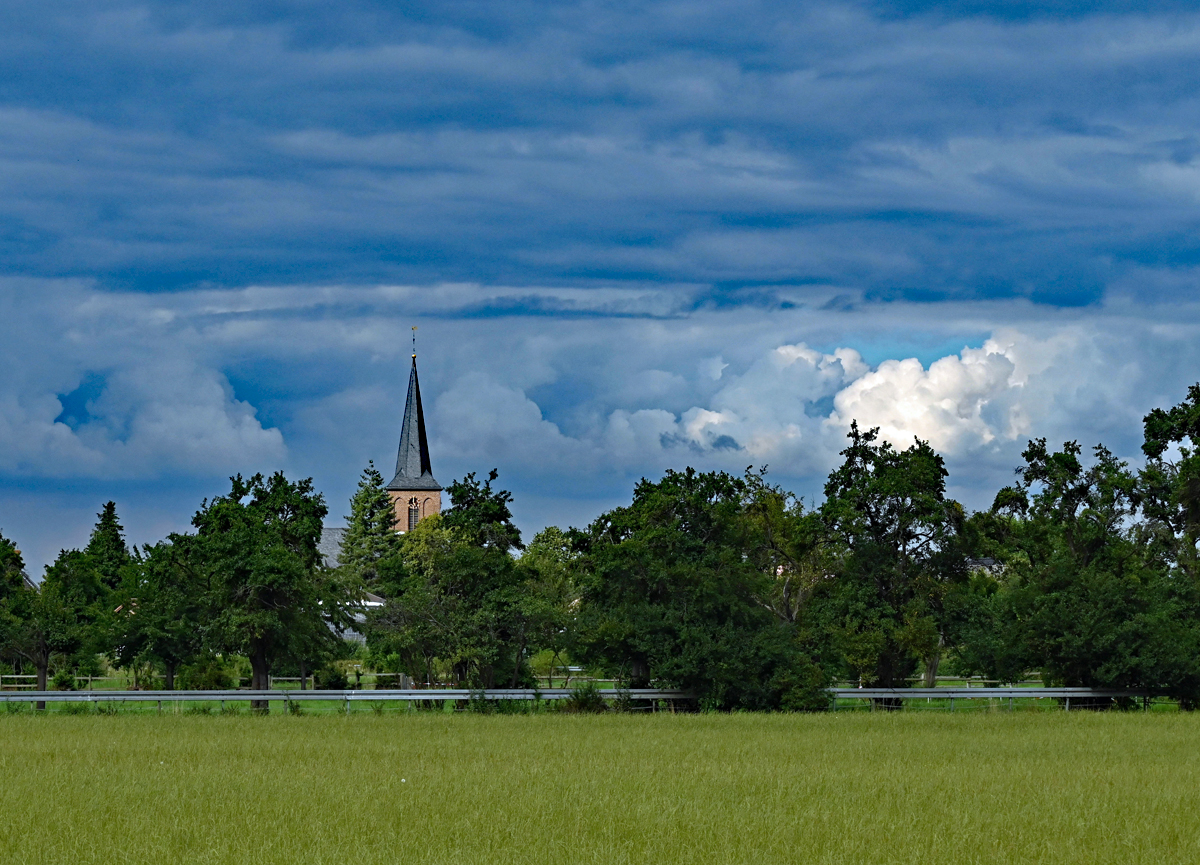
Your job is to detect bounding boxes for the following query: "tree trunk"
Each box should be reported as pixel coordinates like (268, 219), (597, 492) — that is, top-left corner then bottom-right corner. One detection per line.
(164, 662), (177, 691)
(299, 659), (307, 691)
(629, 659), (649, 689)
(249, 644), (270, 714)
(923, 636), (943, 688)
(35, 659), (48, 711)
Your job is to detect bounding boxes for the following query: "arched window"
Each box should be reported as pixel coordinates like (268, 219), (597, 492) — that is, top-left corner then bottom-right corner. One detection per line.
(408, 497), (420, 531)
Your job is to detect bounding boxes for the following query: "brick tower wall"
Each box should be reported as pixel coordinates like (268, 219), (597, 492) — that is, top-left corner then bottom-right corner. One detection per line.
(388, 490), (442, 533)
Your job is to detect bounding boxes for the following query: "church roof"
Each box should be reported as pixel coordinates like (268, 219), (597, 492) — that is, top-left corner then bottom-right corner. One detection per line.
(386, 356), (442, 492)
(318, 527), (346, 568)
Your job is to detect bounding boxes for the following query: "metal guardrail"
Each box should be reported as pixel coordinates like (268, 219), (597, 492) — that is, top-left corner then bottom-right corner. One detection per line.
(0, 686), (1154, 710)
(0, 688), (690, 704)
(831, 687), (1150, 710)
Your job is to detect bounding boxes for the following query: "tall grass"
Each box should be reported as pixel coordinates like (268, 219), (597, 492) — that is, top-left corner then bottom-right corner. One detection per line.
(1, 712), (1197, 863)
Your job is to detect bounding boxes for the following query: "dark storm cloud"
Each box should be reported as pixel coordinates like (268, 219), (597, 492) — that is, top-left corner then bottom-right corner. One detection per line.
(0, 1), (1198, 299)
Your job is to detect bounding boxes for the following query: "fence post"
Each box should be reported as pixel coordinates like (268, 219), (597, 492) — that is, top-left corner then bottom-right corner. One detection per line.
(950, 697), (954, 712)
(1065, 697), (1070, 712)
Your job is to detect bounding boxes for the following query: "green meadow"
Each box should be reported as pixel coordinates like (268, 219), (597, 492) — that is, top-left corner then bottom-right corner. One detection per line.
(1, 712), (1198, 864)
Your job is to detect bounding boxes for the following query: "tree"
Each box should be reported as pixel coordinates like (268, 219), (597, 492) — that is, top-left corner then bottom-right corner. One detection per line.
(572, 468), (825, 710)
(1, 553), (93, 706)
(109, 537), (205, 690)
(442, 469), (524, 553)
(339, 461), (399, 584)
(86, 501), (131, 592)
(0, 530), (26, 601)
(813, 423), (966, 692)
(518, 527), (580, 687)
(965, 439), (1200, 700)
(1141, 383), (1200, 579)
(191, 472), (352, 711)
(366, 470), (533, 688)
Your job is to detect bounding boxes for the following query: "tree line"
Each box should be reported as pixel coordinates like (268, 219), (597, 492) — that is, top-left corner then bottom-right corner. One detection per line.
(3, 384), (1200, 711)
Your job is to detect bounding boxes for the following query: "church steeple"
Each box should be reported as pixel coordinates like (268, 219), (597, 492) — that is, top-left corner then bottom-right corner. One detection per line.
(387, 356), (440, 491)
(386, 348), (442, 531)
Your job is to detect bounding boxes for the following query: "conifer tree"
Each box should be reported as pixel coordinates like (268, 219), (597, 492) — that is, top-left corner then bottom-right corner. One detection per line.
(85, 501), (131, 591)
(340, 461), (399, 583)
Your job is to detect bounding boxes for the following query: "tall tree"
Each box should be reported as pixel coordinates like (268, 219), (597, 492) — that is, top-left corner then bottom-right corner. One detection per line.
(1, 546), (99, 705)
(339, 461), (399, 584)
(1141, 383), (1200, 579)
(109, 538), (205, 690)
(192, 472), (352, 711)
(366, 470), (532, 688)
(965, 439), (1200, 699)
(442, 469), (524, 553)
(517, 527), (580, 687)
(573, 468), (825, 710)
(813, 423), (966, 690)
(0, 530), (26, 601)
(85, 501), (131, 592)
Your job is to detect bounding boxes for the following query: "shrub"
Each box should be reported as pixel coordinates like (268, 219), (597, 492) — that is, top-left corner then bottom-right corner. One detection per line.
(313, 666), (349, 690)
(560, 681), (607, 714)
(177, 657), (235, 690)
(51, 669), (77, 691)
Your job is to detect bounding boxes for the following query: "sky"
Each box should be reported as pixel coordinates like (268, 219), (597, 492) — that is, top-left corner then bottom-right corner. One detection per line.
(2, 0), (1200, 570)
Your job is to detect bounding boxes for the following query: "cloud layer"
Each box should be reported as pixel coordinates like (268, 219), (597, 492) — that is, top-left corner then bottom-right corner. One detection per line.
(4, 278), (1197, 569)
(3, 2), (1200, 568)
(0, 2), (1199, 300)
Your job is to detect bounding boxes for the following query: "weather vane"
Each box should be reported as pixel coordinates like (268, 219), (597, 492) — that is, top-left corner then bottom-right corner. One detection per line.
(412, 325), (417, 358)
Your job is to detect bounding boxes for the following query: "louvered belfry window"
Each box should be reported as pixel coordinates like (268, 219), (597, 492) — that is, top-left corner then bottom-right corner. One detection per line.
(408, 497), (420, 531)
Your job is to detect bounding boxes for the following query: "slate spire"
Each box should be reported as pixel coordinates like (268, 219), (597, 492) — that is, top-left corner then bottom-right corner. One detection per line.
(386, 355), (442, 491)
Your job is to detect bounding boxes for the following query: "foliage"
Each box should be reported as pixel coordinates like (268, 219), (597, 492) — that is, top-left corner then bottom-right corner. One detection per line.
(176, 655), (236, 690)
(85, 502), (132, 592)
(560, 680), (607, 713)
(189, 472), (353, 709)
(806, 424), (967, 689)
(51, 668), (77, 690)
(572, 467), (827, 710)
(313, 665), (349, 690)
(442, 469), (524, 552)
(366, 513), (531, 688)
(339, 461), (399, 584)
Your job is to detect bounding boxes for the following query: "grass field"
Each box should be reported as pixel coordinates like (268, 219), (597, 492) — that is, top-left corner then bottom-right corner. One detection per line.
(1, 711), (1198, 864)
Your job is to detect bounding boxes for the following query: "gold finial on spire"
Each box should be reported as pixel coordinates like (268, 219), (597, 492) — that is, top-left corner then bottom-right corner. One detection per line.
(412, 325), (417, 359)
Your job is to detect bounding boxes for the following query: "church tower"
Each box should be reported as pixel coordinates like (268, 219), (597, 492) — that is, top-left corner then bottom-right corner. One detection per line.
(386, 351), (442, 532)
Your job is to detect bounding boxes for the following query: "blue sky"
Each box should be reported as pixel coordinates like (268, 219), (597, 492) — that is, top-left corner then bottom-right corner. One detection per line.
(2, 0), (1200, 569)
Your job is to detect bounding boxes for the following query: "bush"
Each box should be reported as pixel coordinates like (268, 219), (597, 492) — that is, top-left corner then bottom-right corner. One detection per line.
(177, 657), (236, 690)
(560, 680), (607, 714)
(51, 669), (77, 691)
(313, 666), (349, 690)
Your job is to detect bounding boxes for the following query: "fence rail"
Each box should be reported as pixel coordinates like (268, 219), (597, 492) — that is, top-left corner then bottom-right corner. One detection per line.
(0, 688), (690, 704)
(0, 686), (1156, 709)
(830, 687), (1150, 710)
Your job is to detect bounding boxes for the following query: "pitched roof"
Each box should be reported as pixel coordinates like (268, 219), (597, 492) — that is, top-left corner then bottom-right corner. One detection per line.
(318, 527), (347, 568)
(387, 356), (442, 491)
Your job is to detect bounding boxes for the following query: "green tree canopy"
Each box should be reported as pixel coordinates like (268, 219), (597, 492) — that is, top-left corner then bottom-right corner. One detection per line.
(339, 461), (399, 584)
(190, 472), (351, 710)
(812, 422), (966, 689)
(572, 467), (826, 710)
